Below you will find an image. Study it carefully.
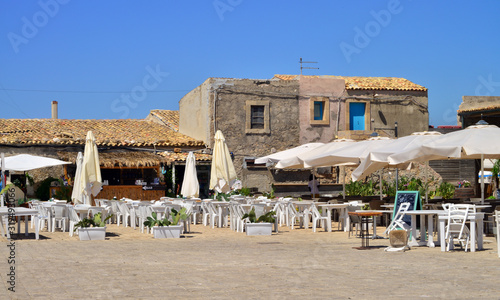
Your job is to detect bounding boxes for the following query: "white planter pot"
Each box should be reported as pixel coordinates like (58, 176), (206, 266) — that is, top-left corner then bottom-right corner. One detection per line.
(153, 225), (182, 238)
(78, 227), (106, 241)
(245, 223), (272, 236)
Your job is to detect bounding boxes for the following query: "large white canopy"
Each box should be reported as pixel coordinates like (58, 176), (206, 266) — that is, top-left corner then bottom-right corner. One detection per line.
(352, 131), (442, 181)
(71, 152), (84, 204)
(255, 143), (324, 165)
(276, 139), (356, 169)
(303, 137), (393, 168)
(2, 154), (70, 171)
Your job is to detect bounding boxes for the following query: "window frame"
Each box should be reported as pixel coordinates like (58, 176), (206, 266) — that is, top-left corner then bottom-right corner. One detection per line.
(245, 100), (270, 134)
(309, 96), (330, 125)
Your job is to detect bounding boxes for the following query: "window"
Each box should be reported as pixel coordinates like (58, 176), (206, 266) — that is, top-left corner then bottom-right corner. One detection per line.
(245, 100), (270, 134)
(251, 105), (265, 129)
(310, 97), (330, 125)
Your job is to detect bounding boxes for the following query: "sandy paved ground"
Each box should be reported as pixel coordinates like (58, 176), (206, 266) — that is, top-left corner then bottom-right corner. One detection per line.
(0, 221), (499, 299)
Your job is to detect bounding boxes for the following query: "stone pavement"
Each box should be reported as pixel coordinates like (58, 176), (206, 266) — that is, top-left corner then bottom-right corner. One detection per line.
(0, 223), (499, 299)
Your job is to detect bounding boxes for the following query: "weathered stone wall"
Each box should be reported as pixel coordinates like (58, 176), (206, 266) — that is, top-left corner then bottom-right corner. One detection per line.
(213, 79), (300, 190)
(346, 90), (429, 137)
(178, 78), (212, 145)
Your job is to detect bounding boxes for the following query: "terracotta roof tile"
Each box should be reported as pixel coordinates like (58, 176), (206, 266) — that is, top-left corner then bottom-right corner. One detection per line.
(457, 104), (500, 114)
(0, 118), (204, 147)
(147, 110), (179, 131)
(273, 74), (427, 91)
(158, 151), (212, 163)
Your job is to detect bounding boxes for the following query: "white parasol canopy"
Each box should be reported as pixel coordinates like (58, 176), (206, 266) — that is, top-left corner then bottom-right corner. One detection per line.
(80, 131), (102, 205)
(276, 139), (356, 169)
(303, 137), (393, 168)
(352, 131), (442, 181)
(255, 143), (324, 165)
(181, 151), (199, 198)
(2, 154), (70, 171)
(210, 130), (237, 193)
(71, 152), (84, 204)
(387, 124), (500, 203)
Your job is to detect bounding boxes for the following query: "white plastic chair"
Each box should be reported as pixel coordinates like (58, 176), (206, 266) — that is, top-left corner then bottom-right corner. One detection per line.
(37, 205), (51, 232)
(117, 202), (132, 227)
(51, 204), (68, 232)
(311, 204), (332, 232)
(287, 202), (308, 230)
(384, 202), (411, 235)
(67, 206), (81, 237)
(445, 204), (471, 252)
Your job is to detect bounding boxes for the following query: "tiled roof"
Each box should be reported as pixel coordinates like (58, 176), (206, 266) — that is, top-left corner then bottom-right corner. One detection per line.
(273, 74), (427, 91)
(0, 118), (204, 147)
(147, 110), (179, 131)
(458, 105), (500, 114)
(57, 151), (173, 167)
(158, 151), (212, 163)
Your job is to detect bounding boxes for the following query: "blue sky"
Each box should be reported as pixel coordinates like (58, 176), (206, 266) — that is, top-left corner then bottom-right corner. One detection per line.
(1, 0), (500, 126)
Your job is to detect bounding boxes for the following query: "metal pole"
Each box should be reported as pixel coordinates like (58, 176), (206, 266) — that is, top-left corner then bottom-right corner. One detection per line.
(481, 154), (485, 204)
(379, 169), (383, 201)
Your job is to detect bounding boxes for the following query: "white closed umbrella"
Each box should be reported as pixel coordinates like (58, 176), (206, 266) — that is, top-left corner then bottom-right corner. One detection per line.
(352, 131), (442, 181)
(388, 124), (500, 203)
(71, 152), (84, 204)
(276, 139), (356, 169)
(210, 130), (237, 193)
(181, 152), (199, 198)
(80, 131), (102, 205)
(255, 143), (324, 165)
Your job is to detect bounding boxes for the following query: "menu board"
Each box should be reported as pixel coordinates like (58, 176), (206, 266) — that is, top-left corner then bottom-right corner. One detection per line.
(393, 191), (421, 227)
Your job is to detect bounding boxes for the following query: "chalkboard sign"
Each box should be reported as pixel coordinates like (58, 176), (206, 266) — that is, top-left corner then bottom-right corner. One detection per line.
(393, 191), (421, 228)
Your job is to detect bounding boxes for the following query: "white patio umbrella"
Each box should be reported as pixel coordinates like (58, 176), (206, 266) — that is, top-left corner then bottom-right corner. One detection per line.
(71, 152), (84, 204)
(303, 137), (393, 168)
(255, 142), (324, 165)
(276, 139), (356, 169)
(388, 124), (500, 203)
(210, 130), (237, 194)
(181, 151), (199, 198)
(352, 131), (442, 181)
(80, 131), (102, 205)
(3, 154), (70, 172)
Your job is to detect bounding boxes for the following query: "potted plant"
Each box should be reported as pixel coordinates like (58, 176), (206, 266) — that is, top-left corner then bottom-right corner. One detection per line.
(242, 207), (276, 236)
(144, 208), (188, 238)
(74, 212), (113, 241)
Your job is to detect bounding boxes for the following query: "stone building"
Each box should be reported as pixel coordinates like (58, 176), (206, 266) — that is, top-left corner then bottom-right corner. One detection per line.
(457, 96), (500, 127)
(179, 74), (428, 192)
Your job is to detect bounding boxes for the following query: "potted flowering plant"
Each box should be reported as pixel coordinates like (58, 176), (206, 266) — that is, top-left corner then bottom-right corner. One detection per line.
(457, 180), (471, 188)
(74, 212), (113, 241)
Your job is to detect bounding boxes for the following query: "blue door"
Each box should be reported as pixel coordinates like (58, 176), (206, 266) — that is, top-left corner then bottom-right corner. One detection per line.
(349, 102), (365, 130)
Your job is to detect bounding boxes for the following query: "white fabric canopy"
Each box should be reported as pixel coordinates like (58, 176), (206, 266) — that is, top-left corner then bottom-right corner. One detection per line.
(80, 131), (102, 205)
(276, 139), (356, 169)
(352, 131), (442, 181)
(181, 151), (199, 198)
(303, 137), (393, 168)
(210, 130), (237, 193)
(387, 124), (500, 203)
(71, 152), (84, 204)
(255, 143), (324, 165)
(2, 154), (70, 171)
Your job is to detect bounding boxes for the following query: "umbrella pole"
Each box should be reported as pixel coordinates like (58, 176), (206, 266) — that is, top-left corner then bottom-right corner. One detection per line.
(342, 166), (345, 200)
(1, 153), (4, 207)
(425, 161), (429, 204)
(481, 154), (485, 204)
(395, 168), (399, 191)
(379, 169), (383, 201)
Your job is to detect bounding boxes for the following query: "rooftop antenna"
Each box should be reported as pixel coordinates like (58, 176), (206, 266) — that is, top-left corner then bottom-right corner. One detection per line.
(299, 57), (319, 75)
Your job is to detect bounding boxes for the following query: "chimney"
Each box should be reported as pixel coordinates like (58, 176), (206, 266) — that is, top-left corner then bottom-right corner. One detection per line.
(51, 101), (58, 119)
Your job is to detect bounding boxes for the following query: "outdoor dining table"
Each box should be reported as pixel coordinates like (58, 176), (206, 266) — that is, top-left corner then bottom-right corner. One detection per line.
(438, 211), (485, 252)
(354, 209), (393, 238)
(0, 207), (39, 240)
(348, 211), (382, 250)
(403, 210), (443, 248)
(211, 201), (231, 227)
(318, 203), (349, 232)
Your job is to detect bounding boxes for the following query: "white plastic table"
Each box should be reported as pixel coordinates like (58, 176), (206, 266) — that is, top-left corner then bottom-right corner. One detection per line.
(404, 210), (443, 247)
(0, 207), (39, 240)
(438, 212), (484, 252)
(318, 203), (349, 231)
